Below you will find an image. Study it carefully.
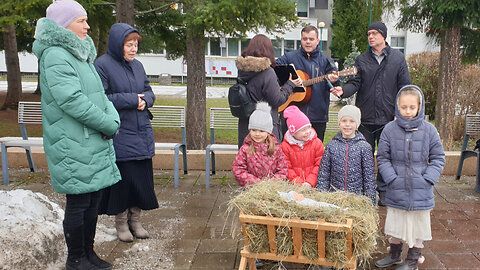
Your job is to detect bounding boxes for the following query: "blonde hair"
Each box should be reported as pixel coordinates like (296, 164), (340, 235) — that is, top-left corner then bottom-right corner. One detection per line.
(247, 133), (276, 156)
(398, 87), (422, 107)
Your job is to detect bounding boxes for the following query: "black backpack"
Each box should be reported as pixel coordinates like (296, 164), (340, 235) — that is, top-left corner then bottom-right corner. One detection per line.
(228, 78), (255, 118)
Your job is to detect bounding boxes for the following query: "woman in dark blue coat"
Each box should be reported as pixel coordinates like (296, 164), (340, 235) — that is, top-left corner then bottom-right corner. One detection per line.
(94, 23), (158, 242)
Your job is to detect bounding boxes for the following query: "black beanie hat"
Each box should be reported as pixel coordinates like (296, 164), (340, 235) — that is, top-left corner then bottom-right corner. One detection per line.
(367, 21), (387, 39)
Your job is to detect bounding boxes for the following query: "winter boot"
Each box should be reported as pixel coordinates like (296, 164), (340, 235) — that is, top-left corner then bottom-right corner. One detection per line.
(63, 223), (98, 270)
(115, 210), (134, 242)
(128, 207), (150, 239)
(396, 247), (422, 270)
(375, 243), (403, 268)
(84, 216), (112, 270)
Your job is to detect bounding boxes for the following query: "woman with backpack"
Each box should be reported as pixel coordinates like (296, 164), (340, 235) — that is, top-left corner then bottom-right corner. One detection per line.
(235, 34), (302, 147)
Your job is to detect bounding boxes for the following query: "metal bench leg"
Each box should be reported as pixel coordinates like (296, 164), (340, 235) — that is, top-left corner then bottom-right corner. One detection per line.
(181, 145), (188, 175)
(25, 146), (36, 172)
(211, 151), (216, 175)
(205, 146), (211, 188)
(173, 145), (180, 188)
(1, 144), (10, 185)
(476, 152), (480, 193)
(457, 136), (470, 180)
(456, 151), (466, 180)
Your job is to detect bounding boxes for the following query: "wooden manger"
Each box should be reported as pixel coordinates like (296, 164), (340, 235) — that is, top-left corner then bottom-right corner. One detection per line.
(238, 212), (357, 270)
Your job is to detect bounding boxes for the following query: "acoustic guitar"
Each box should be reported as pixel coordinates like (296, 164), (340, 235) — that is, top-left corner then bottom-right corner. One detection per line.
(278, 66), (358, 112)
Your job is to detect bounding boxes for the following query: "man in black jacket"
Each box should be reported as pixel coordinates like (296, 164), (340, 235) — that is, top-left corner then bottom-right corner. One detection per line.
(332, 21), (411, 205)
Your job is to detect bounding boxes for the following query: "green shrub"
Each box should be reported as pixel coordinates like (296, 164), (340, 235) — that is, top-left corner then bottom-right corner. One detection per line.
(407, 52), (440, 120)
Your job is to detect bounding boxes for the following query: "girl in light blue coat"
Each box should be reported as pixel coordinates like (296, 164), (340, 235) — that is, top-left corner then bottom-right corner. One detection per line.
(375, 85), (445, 270)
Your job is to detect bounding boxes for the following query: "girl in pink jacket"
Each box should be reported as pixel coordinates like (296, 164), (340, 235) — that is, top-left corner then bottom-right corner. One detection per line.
(232, 102), (288, 186)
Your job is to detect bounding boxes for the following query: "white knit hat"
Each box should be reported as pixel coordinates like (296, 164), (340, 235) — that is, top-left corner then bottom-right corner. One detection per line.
(46, 0), (87, 28)
(338, 105), (361, 129)
(248, 102), (273, 133)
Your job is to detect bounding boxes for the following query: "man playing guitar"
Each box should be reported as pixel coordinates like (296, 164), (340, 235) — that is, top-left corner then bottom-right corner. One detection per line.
(276, 25), (339, 141)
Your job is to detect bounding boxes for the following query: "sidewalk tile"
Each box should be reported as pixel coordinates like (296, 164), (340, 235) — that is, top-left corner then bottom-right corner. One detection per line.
(172, 252), (195, 268)
(170, 239), (200, 253)
(440, 219), (478, 232)
(438, 253), (480, 269)
(453, 230), (480, 241)
(463, 240), (480, 255)
(425, 240), (467, 254)
(432, 210), (469, 220)
(191, 252), (237, 269)
(431, 228), (456, 240)
(197, 239), (239, 253)
(420, 252), (445, 269)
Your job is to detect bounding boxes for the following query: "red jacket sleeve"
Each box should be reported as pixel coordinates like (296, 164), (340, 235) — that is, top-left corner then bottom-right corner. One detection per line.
(305, 139), (325, 187)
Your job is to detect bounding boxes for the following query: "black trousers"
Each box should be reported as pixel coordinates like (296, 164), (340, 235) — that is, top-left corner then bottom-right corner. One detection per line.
(358, 124), (386, 192)
(64, 190), (102, 226)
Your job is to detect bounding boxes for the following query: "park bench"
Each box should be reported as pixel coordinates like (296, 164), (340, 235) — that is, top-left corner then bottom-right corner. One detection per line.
(1, 102), (188, 188)
(325, 111), (339, 132)
(1, 101), (43, 185)
(150, 105), (188, 188)
(205, 107), (238, 188)
(456, 114), (480, 193)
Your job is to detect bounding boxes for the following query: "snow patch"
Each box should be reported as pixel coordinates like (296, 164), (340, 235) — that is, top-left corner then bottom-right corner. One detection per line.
(0, 189), (66, 269)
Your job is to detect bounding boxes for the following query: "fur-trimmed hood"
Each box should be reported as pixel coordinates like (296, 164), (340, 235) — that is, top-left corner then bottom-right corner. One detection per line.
(33, 18), (96, 63)
(236, 56), (271, 72)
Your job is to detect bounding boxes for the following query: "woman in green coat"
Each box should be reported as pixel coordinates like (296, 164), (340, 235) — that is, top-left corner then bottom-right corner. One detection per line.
(32, 0), (121, 269)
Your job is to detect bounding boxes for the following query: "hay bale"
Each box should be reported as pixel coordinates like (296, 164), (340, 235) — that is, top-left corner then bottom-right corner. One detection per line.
(228, 180), (379, 267)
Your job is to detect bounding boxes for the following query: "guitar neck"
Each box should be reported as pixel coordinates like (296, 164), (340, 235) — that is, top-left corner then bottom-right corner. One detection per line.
(303, 75), (327, 87)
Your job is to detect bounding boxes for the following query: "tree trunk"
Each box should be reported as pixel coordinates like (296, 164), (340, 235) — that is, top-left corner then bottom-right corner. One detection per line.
(116, 0), (135, 25)
(97, 26), (109, 57)
(2, 25), (22, 110)
(435, 27), (461, 150)
(185, 27), (206, 150)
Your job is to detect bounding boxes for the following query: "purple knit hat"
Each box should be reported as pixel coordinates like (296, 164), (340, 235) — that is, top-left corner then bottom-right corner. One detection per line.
(46, 0), (87, 28)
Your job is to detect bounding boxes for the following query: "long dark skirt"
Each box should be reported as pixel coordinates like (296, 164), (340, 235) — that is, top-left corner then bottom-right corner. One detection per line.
(98, 159), (159, 215)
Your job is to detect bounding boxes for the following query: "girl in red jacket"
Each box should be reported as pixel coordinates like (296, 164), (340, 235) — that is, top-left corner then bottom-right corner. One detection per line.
(281, 106), (325, 187)
(232, 102), (288, 187)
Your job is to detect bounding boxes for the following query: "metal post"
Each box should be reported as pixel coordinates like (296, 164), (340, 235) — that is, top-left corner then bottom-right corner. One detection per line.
(318, 21), (325, 52)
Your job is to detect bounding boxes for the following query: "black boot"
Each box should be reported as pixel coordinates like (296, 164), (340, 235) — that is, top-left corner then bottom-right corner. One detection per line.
(84, 216), (112, 270)
(375, 243), (403, 268)
(64, 223), (98, 270)
(396, 247), (421, 270)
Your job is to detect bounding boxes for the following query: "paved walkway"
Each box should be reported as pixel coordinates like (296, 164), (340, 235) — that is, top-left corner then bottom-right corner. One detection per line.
(2, 169), (480, 269)
(106, 171), (480, 269)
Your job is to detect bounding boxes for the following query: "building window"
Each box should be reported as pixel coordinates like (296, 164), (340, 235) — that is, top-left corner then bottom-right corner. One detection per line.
(272, 39), (282, 58)
(228, 38), (239, 56)
(315, 0), (328, 9)
(241, 39), (251, 52)
(210, 39), (221, 56)
(391, 36), (405, 54)
(284, 40), (295, 54)
(297, 0), (308, 17)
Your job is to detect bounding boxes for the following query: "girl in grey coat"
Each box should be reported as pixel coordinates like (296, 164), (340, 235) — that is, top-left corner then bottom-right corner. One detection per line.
(375, 85), (445, 270)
